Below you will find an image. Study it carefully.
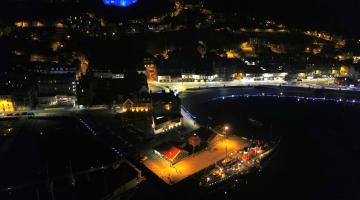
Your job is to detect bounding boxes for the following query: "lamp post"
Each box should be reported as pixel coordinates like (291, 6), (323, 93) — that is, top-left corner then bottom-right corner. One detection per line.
(223, 125), (229, 137)
(224, 125), (229, 157)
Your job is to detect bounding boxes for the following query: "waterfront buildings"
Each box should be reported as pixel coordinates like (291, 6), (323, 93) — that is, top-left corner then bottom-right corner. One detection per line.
(0, 95), (15, 113)
(151, 91), (182, 134)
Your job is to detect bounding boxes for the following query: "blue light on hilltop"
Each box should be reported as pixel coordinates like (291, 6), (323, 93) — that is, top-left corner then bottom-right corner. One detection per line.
(103, 0), (138, 7)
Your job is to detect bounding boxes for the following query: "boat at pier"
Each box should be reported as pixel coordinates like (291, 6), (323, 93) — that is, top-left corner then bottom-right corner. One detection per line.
(199, 139), (279, 187)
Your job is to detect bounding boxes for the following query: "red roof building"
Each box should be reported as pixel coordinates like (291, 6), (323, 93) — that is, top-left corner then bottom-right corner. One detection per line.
(154, 143), (189, 163)
(160, 146), (181, 162)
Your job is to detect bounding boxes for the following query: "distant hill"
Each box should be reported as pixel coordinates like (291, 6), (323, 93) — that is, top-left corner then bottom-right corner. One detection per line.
(204, 0), (360, 37)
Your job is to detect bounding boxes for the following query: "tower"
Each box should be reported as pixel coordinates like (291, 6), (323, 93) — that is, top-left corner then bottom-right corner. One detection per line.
(144, 57), (158, 82)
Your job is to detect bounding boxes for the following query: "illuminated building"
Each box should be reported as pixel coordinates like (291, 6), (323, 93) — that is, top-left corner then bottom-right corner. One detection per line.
(187, 127), (220, 145)
(120, 97), (150, 113)
(154, 143), (188, 163)
(38, 96), (76, 108)
(226, 50), (240, 59)
(30, 54), (58, 63)
(243, 73), (288, 81)
(151, 92), (182, 134)
(144, 57), (158, 82)
(164, 103), (171, 111)
(27, 62), (80, 75)
(157, 75), (171, 82)
(240, 42), (254, 52)
(103, 0), (138, 7)
(75, 54), (89, 80)
(353, 56), (360, 64)
(32, 21), (44, 28)
(181, 73), (218, 82)
(232, 72), (244, 80)
(54, 22), (65, 29)
(38, 74), (76, 95)
(37, 74), (77, 107)
(152, 115), (182, 134)
(92, 70), (125, 79)
(51, 41), (63, 52)
(15, 21), (29, 28)
(0, 96), (15, 113)
(15, 21), (45, 28)
(267, 43), (286, 54)
(156, 65), (182, 83)
(340, 66), (349, 77)
(151, 92), (181, 116)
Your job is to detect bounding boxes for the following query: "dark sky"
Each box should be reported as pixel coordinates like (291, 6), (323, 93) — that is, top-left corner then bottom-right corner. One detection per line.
(1, 0), (359, 37)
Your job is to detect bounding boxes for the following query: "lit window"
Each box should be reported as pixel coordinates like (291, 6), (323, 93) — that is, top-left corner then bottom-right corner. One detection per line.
(164, 104), (171, 110)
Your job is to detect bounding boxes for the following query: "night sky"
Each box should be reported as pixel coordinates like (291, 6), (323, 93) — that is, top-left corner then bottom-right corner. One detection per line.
(0, 0), (359, 36)
(205, 0), (360, 37)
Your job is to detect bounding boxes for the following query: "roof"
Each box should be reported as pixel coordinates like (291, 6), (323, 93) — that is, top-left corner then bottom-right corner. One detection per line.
(122, 98), (135, 106)
(37, 73), (76, 81)
(157, 67), (182, 77)
(151, 92), (179, 102)
(153, 114), (182, 126)
(189, 127), (218, 142)
(154, 143), (181, 162)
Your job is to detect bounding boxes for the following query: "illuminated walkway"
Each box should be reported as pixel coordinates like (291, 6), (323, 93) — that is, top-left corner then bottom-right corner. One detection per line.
(148, 78), (359, 93)
(143, 135), (249, 185)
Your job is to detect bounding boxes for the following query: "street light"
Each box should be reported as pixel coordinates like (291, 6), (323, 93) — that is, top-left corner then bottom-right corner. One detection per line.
(223, 125), (229, 157)
(223, 125), (230, 137)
